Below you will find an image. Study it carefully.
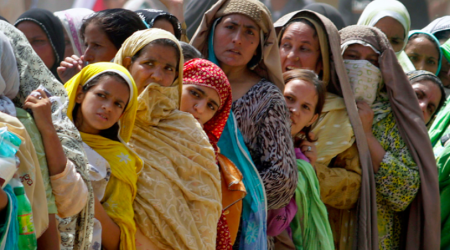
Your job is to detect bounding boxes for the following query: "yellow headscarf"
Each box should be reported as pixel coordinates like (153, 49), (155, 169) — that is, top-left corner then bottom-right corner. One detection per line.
(64, 62), (142, 250)
(115, 29), (222, 250)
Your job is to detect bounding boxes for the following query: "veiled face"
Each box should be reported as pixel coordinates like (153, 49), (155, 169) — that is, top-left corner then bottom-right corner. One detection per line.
(342, 43), (380, 67)
(279, 22), (322, 74)
(213, 14), (260, 68)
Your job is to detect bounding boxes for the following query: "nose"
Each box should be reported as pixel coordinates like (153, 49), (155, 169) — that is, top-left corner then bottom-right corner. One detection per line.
(231, 29), (242, 44)
(194, 99), (207, 114)
(419, 100), (428, 121)
(417, 60), (426, 71)
(84, 47), (94, 63)
(150, 67), (163, 85)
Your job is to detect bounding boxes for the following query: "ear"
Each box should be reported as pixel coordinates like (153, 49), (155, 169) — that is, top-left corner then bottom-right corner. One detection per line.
(123, 56), (132, 70)
(75, 85), (85, 104)
(307, 113), (319, 127)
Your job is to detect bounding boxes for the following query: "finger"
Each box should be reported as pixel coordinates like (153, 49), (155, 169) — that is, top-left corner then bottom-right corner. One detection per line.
(35, 89), (49, 99)
(60, 61), (73, 68)
(308, 131), (315, 140)
(71, 55), (81, 61)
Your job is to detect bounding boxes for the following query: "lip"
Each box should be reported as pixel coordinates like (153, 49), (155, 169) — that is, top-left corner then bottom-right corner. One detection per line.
(226, 49), (241, 55)
(285, 65), (300, 71)
(96, 113), (108, 121)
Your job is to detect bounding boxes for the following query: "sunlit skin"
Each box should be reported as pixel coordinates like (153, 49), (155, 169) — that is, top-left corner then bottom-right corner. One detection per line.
(284, 79), (319, 136)
(16, 21), (55, 69)
(62, 28), (74, 58)
(123, 43), (178, 94)
(180, 84), (221, 126)
(342, 43), (380, 67)
(213, 14), (260, 68)
(83, 23), (118, 64)
(405, 37), (440, 74)
(412, 80), (442, 123)
(74, 76), (130, 135)
(279, 22), (322, 74)
(153, 19), (175, 36)
(374, 17), (405, 53)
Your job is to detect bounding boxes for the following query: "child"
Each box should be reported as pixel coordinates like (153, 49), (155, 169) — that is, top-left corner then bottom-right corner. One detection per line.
(25, 62), (141, 250)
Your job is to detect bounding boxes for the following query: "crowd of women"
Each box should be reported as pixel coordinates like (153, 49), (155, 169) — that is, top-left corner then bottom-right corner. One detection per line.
(0, 0), (450, 249)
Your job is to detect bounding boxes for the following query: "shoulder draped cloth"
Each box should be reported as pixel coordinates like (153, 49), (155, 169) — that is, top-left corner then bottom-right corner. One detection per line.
(275, 10), (378, 250)
(115, 29), (222, 250)
(64, 62), (142, 250)
(356, 0), (414, 72)
(0, 20), (94, 250)
(340, 25), (440, 250)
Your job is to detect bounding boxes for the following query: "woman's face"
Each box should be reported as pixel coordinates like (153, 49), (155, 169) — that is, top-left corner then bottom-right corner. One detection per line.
(16, 21), (55, 69)
(153, 19), (175, 36)
(75, 75), (130, 135)
(180, 84), (221, 126)
(412, 79), (442, 123)
(405, 36), (440, 74)
(62, 28), (74, 58)
(342, 43), (380, 67)
(126, 43), (178, 94)
(279, 22), (322, 74)
(438, 59), (450, 87)
(213, 14), (260, 68)
(284, 79), (319, 136)
(374, 17), (405, 53)
(83, 22), (118, 64)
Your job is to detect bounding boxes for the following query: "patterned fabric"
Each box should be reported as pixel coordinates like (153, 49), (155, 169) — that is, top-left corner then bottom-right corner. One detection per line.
(183, 58), (232, 152)
(344, 60), (382, 106)
(232, 79), (296, 210)
(65, 62), (142, 250)
(216, 212), (232, 250)
(0, 20), (94, 250)
(372, 111), (420, 250)
(0, 31), (19, 116)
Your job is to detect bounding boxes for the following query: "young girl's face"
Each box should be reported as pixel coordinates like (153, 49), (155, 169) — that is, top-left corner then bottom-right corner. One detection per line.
(180, 84), (220, 126)
(127, 43), (178, 94)
(75, 75), (130, 135)
(83, 23), (118, 64)
(284, 79), (319, 136)
(405, 36), (440, 74)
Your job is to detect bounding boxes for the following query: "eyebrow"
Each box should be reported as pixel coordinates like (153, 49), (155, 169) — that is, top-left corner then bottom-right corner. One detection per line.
(99, 89), (126, 105)
(194, 86), (220, 108)
(230, 21), (258, 31)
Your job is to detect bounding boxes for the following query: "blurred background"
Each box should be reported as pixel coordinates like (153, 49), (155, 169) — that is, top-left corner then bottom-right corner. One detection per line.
(0, 0), (448, 31)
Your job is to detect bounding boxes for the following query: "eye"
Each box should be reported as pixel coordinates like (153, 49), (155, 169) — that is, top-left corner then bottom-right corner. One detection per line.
(147, 62), (154, 66)
(300, 46), (311, 52)
(408, 55), (418, 61)
(97, 93), (106, 98)
(427, 59), (436, 65)
(190, 89), (200, 98)
(225, 25), (234, 30)
(208, 102), (216, 111)
(428, 105), (435, 115)
(165, 66), (174, 72)
(115, 102), (123, 108)
(281, 42), (292, 49)
(284, 95), (293, 102)
(302, 104), (310, 111)
(246, 29), (254, 35)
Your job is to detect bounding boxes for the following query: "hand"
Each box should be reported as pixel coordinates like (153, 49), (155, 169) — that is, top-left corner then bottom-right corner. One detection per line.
(23, 89), (54, 135)
(299, 132), (317, 167)
(356, 101), (374, 135)
(57, 55), (85, 84)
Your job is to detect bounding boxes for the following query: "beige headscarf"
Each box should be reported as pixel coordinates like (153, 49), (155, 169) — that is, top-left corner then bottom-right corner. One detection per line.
(190, 0), (284, 90)
(115, 28), (222, 250)
(340, 25), (440, 250)
(275, 10), (378, 250)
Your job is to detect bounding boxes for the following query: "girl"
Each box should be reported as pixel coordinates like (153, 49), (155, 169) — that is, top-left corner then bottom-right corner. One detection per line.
(15, 8), (65, 81)
(64, 62), (141, 250)
(57, 9), (147, 83)
(340, 25), (439, 250)
(405, 30), (442, 75)
(180, 58), (245, 249)
(115, 29), (221, 250)
(283, 69), (333, 250)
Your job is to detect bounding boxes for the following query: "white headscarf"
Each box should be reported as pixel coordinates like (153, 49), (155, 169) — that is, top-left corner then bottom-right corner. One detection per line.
(0, 31), (19, 116)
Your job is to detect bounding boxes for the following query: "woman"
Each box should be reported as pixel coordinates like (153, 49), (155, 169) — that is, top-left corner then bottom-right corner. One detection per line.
(14, 8), (65, 81)
(191, 0), (297, 248)
(405, 30), (442, 75)
(340, 25), (439, 250)
(135, 9), (182, 40)
(407, 70), (445, 126)
(0, 20), (94, 250)
(115, 28), (222, 250)
(54, 8), (94, 58)
(57, 8), (147, 83)
(356, 0), (414, 72)
(274, 10), (376, 250)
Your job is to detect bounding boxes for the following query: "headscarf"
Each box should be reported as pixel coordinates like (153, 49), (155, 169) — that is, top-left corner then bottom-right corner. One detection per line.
(0, 31), (19, 116)
(135, 9), (182, 40)
(442, 38), (450, 62)
(0, 20), (94, 250)
(340, 25), (440, 250)
(54, 8), (94, 57)
(356, 0), (414, 72)
(182, 58), (232, 153)
(190, 0), (285, 90)
(115, 28), (222, 250)
(64, 62), (141, 250)
(303, 3), (345, 30)
(407, 30), (443, 75)
(14, 8), (65, 81)
(275, 11), (378, 250)
(423, 15), (450, 35)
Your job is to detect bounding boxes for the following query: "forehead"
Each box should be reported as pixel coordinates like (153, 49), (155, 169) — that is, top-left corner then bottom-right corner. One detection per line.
(408, 37), (437, 50)
(140, 43), (178, 64)
(283, 22), (316, 38)
(16, 21), (46, 37)
(413, 79), (442, 98)
(375, 17), (405, 36)
(221, 14), (259, 29)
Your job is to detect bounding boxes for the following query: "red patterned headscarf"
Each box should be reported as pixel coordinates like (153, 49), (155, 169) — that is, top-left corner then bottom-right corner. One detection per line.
(183, 58), (232, 152)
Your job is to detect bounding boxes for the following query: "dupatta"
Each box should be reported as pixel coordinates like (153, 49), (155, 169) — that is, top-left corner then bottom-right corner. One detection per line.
(65, 62), (142, 250)
(115, 28), (222, 250)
